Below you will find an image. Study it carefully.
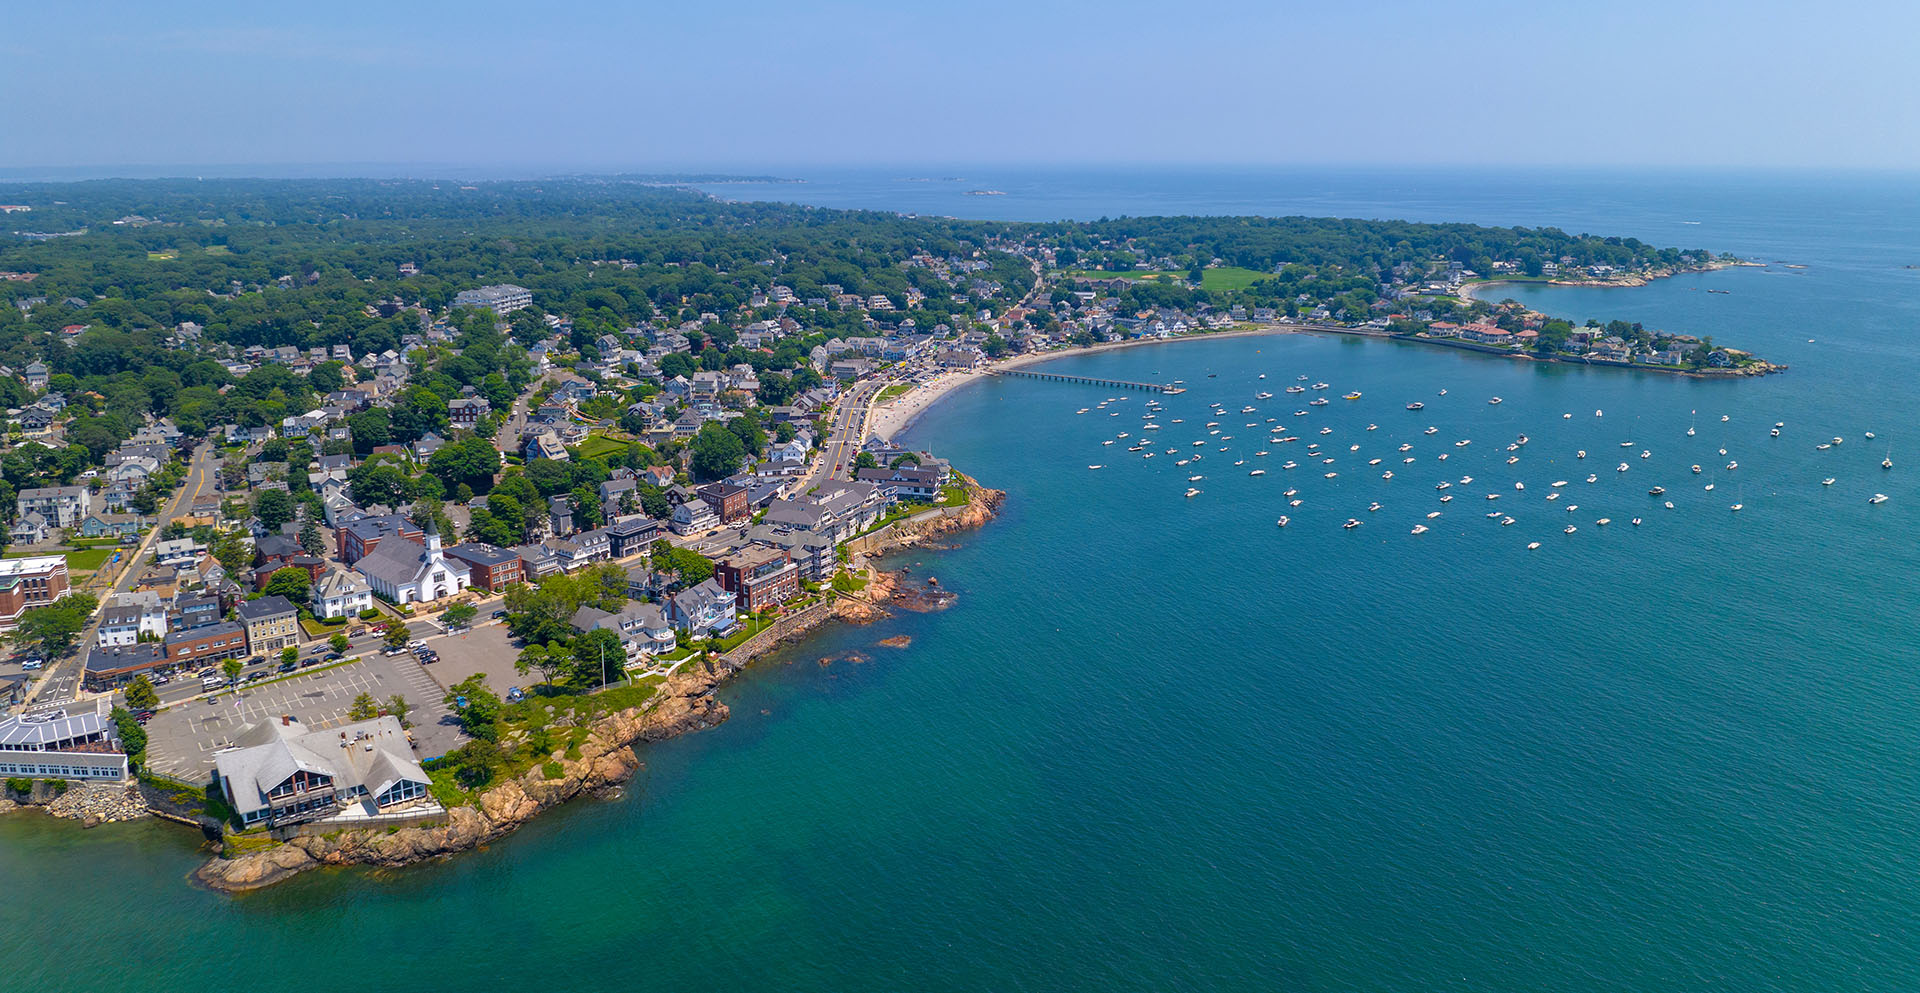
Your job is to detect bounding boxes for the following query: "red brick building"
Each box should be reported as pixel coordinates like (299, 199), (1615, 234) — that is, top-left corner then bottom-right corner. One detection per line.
(443, 543), (524, 592)
(697, 482), (749, 523)
(713, 545), (798, 613)
(0, 555), (69, 630)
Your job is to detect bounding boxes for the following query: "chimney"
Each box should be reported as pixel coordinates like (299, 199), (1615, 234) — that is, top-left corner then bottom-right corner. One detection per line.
(281, 714), (290, 726)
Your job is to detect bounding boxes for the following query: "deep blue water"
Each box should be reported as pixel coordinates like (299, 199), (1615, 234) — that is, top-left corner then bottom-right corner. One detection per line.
(7, 169), (1920, 991)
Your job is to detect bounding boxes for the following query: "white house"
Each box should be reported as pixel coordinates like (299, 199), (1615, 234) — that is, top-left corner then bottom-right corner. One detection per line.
(352, 525), (470, 605)
(313, 569), (374, 620)
(96, 591), (168, 648)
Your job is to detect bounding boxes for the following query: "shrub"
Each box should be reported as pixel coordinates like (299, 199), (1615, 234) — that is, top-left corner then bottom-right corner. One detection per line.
(358, 608), (381, 620)
(5, 777), (31, 794)
(48, 779), (68, 795)
(541, 761), (565, 780)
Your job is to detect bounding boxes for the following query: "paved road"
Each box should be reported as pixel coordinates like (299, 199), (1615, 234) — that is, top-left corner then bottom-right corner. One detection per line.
(21, 443), (219, 712)
(497, 370), (560, 456)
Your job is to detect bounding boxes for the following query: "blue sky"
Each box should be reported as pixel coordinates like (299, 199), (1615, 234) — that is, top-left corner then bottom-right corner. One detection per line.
(5, 0), (1916, 173)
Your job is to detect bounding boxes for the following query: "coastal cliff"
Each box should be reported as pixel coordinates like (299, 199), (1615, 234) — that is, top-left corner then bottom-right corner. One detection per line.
(194, 475), (1006, 893)
(196, 667), (728, 893)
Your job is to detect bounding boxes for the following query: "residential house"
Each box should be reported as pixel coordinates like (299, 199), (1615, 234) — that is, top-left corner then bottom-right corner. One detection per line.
(335, 513), (422, 565)
(570, 602), (677, 659)
(168, 594), (222, 632)
(448, 397), (490, 426)
(152, 538), (206, 569)
(76, 513), (144, 540)
(313, 570), (373, 620)
(97, 591), (168, 648)
(855, 465), (943, 503)
(668, 579), (738, 637)
(8, 512), (49, 546)
(16, 485), (90, 529)
(670, 499), (719, 535)
(606, 515), (663, 558)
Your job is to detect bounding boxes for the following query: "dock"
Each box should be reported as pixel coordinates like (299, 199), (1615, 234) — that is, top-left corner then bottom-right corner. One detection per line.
(988, 369), (1186, 394)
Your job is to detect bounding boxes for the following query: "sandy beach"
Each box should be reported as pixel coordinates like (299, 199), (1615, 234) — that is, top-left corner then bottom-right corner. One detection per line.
(869, 326), (1292, 441)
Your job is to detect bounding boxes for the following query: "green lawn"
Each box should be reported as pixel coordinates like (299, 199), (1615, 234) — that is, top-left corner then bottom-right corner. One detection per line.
(66, 548), (113, 572)
(572, 433), (627, 460)
(875, 384), (912, 403)
(203, 245), (231, 255)
(1061, 267), (1273, 293)
(5, 548), (116, 572)
(147, 251), (178, 261)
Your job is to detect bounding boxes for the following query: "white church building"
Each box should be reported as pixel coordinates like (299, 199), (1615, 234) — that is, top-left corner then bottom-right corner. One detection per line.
(352, 520), (471, 605)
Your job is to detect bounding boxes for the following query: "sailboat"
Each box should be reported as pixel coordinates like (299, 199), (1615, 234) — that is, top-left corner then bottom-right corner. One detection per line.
(1687, 410), (1695, 437)
(1883, 443), (1893, 470)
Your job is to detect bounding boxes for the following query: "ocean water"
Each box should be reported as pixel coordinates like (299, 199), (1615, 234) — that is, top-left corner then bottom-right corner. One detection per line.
(9, 170), (1920, 991)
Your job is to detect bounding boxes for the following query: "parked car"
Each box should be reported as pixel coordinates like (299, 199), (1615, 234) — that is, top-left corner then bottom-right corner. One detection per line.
(505, 686), (524, 703)
(245, 671), (269, 682)
(491, 610), (508, 620)
(299, 656), (323, 668)
(132, 709), (156, 724)
(20, 659), (43, 671)
(150, 673), (170, 686)
(277, 659), (297, 673)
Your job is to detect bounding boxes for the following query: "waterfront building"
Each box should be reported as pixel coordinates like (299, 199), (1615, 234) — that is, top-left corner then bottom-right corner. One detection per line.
(214, 715), (434, 828)
(0, 704), (128, 781)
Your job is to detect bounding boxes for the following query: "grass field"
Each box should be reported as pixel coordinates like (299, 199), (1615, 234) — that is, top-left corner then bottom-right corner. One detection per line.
(573, 433), (627, 460)
(1062, 267), (1273, 293)
(875, 384), (912, 403)
(3, 548), (116, 572)
(203, 245), (231, 255)
(147, 251), (178, 261)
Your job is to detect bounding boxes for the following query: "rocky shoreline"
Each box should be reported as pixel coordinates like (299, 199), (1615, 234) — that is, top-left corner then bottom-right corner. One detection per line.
(194, 476), (1006, 893)
(1, 780), (154, 827)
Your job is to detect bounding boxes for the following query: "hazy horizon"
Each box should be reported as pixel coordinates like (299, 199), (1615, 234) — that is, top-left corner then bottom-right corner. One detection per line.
(7, 1), (1917, 173)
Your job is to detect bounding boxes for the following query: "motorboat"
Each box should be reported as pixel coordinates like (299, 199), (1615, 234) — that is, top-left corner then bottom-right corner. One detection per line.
(1344, 519), (1361, 529)
(1528, 542), (1541, 550)
(1488, 397), (1503, 405)
(1407, 402), (1425, 411)
(1870, 493), (1889, 504)
(1425, 427), (1439, 435)
(1276, 516), (1289, 527)
(1822, 477), (1836, 486)
(1411, 525), (1429, 535)
(1691, 464), (1702, 473)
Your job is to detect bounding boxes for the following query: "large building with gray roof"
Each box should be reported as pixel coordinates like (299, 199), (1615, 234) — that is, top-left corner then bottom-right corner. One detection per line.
(213, 714), (435, 828)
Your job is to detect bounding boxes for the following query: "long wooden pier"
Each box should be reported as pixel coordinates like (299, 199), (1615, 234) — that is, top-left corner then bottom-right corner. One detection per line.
(988, 369), (1186, 394)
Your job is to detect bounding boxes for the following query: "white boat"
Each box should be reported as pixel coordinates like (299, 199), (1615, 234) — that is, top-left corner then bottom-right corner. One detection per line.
(1577, 450), (1587, 459)
(1436, 481), (1451, 490)
(1282, 461), (1296, 469)
(1438, 454), (1450, 461)
(1727, 461), (1738, 470)
(1369, 458), (1382, 466)
(1546, 493), (1560, 501)
(1621, 441), (1634, 447)
(1822, 478), (1836, 486)
(1276, 516), (1289, 527)
(1310, 398), (1329, 407)
(1586, 474), (1598, 483)
(1485, 493), (1500, 501)
(1552, 480), (1568, 488)
(1641, 451), (1650, 459)
(1411, 525), (1429, 535)
(1088, 464), (1104, 470)
(1399, 444), (1412, 452)
(1312, 382), (1330, 390)
(1488, 397), (1503, 405)
(1721, 414), (1729, 422)
(1382, 471), (1394, 479)
(1188, 475), (1204, 482)
(1454, 439), (1471, 447)
(1617, 463), (1629, 472)
(1515, 482), (1525, 490)
(1177, 459), (1190, 466)
(1730, 503), (1743, 512)
(1691, 464), (1702, 473)
(1460, 476), (1474, 484)
(1596, 410), (1604, 417)
(1249, 469), (1265, 476)
(1596, 518), (1611, 526)
(1870, 493), (1889, 504)
(1566, 504), (1578, 512)
(1664, 501), (1674, 509)
(1500, 517), (1515, 526)
(1407, 402), (1425, 411)
(1427, 511), (1442, 519)
(1256, 392), (1272, 400)
(1290, 499), (1303, 507)
(1256, 451), (1269, 457)
(1367, 424), (1377, 431)
(1564, 525), (1578, 534)
(1528, 542), (1542, 550)
(1650, 486), (1666, 495)
(1439, 495), (1453, 502)
(1705, 483), (1715, 491)
(1817, 443), (1831, 450)
(1185, 488), (1200, 497)
(1368, 502), (1382, 512)
(1771, 428), (1780, 437)
(1344, 519), (1361, 529)
(1439, 389), (1448, 395)
(1425, 427), (1438, 435)
(1565, 413), (1574, 419)
(1403, 458), (1416, 464)
(1234, 460), (1245, 466)
(1632, 518), (1642, 526)
(1324, 472), (1338, 478)
(1833, 437), (1844, 445)
(1320, 428), (1333, 435)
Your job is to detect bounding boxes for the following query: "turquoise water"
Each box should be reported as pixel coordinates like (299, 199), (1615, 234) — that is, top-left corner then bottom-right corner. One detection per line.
(10, 172), (1920, 991)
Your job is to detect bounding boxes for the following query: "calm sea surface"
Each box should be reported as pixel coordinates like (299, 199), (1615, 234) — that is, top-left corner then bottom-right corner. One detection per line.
(8, 170), (1920, 991)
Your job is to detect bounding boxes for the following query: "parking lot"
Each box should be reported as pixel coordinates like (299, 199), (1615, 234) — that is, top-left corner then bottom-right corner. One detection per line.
(418, 621), (529, 698)
(144, 653), (468, 782)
